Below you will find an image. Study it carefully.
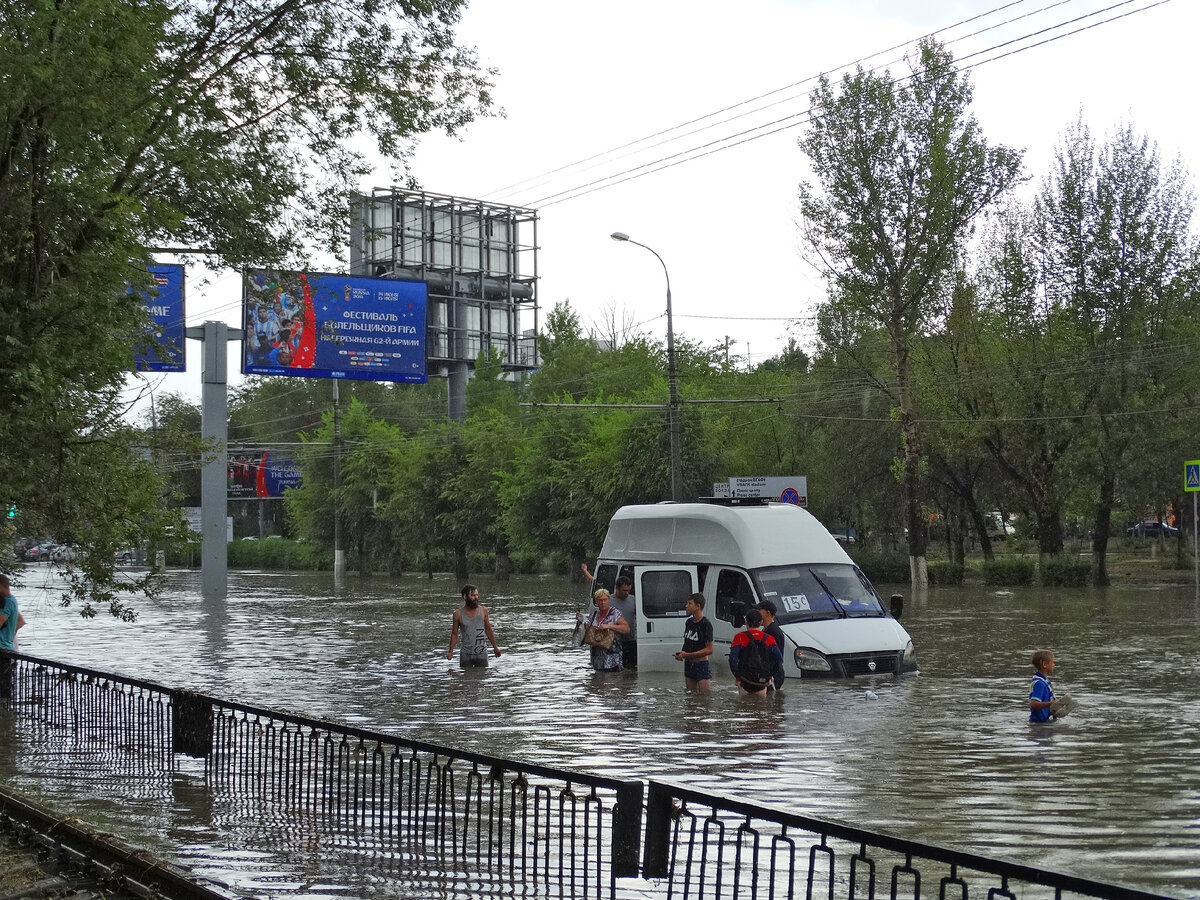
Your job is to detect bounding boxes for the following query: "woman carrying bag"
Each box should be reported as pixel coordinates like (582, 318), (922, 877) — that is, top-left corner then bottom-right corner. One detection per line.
(577, 589), (629, 673)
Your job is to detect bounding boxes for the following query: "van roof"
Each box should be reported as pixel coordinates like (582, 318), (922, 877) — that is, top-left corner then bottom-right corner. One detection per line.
(599, 502), (852, 570)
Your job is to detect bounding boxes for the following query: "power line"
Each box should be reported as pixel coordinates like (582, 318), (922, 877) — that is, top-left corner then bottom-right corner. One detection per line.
(520, 0), (1173, 209)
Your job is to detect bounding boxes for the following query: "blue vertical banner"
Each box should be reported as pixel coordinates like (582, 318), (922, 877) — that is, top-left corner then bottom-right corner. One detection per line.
(132, 264), (186, 372)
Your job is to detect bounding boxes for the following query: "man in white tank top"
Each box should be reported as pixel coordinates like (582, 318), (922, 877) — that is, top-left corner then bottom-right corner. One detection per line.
(447, 584), (501, 667)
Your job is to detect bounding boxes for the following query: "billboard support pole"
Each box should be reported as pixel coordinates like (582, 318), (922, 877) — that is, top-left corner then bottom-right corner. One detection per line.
(187, 321), (243, 599)
(333, 380), (345, 582)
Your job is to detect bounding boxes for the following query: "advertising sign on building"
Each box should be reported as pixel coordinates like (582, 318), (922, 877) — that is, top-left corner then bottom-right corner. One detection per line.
(228, 449), (302, 500)
(727, 476), (808, 507)
(242, 269), (428, 383)
(132, 264), (186, 372)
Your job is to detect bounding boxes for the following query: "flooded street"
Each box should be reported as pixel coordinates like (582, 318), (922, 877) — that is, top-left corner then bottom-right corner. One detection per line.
(4, 567), (1200, 898)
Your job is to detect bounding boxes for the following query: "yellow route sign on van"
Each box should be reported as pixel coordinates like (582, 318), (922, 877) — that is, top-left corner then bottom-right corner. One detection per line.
(1185, 461), (1200, 492)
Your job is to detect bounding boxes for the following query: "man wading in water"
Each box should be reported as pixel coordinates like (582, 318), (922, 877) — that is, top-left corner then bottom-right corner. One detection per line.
(447, 584), (502, 668)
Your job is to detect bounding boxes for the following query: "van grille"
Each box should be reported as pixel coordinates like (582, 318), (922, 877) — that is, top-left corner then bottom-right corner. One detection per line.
(838, 653), (900, 677)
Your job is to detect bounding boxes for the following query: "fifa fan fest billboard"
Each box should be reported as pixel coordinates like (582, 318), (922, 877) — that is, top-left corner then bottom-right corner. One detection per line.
(242, 269), (427, 383)
(132, 264), (186, 372)
(228, 449), (302, 500)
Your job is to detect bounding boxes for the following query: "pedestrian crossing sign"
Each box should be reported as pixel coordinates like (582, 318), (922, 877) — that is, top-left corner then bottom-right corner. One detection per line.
(1186, 461), (1200, 492)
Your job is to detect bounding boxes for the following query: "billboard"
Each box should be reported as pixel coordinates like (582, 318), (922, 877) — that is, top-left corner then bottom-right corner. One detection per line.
(228, 449), (302, 500)
(132, 264), (186, 372)
(242, 269), (427, 383)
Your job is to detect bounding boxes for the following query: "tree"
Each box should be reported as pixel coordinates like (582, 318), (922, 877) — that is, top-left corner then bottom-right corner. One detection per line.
(797, 39), (1022, 587)
(143, 391), (203, 508)
(0, 0), (493, 608)
(1033, 120), (1196, 582)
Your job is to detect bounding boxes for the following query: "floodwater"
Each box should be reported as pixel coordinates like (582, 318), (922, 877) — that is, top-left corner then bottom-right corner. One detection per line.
(4, 566), (1200, 898)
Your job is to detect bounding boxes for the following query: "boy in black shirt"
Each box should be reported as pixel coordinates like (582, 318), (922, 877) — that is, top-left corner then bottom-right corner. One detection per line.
(758, 600), (787, 691)
(674, 593), (713, 691)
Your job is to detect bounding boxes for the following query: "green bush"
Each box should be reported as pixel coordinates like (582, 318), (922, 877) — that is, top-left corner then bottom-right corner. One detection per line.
(510, 551), (543, 575)
(1040, 555), (1090, 587)
(982, 556), (1035, 586)
(927, 560), (964, 585)
(850, 551), (910, 584)
(228, 538), (331, 570)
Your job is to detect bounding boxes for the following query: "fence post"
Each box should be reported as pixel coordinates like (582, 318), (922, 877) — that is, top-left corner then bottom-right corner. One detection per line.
(642, 780), (673, 878)
(172, 690), (213, 758)
(611, 779), (644, 877)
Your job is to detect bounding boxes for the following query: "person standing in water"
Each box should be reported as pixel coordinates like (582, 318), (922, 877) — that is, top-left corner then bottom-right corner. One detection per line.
(0, 574), (26, 698)
(447, 584), (501, 668)
(674, 593), (713, 691)
(1028, 649), (1057, 723)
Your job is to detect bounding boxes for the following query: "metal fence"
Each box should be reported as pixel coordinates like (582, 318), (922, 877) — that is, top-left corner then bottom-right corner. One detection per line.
(641, 781), (1168, 900)
(0, 651), (1174, 900)
(2, 650), (641, 899)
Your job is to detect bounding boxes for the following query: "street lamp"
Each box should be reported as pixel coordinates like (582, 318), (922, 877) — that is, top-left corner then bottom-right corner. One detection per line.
(611, 231), (683, 502)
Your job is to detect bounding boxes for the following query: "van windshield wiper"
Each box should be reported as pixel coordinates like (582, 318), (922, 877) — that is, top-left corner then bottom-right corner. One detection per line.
(807, 569), (847, 619)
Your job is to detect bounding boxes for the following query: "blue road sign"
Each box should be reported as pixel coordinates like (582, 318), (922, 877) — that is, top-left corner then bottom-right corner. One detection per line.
(1185, 461), (1200, 492)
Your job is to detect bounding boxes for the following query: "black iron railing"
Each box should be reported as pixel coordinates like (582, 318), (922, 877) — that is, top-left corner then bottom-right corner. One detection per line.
(2, 650), (641, 899)
(0, 651), (1175, 900)
(642, 780), (1167, 900)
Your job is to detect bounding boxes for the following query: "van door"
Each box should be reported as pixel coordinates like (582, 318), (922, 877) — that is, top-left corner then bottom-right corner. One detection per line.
(634, 565), (696, 672)
(710, 567), (760, 674)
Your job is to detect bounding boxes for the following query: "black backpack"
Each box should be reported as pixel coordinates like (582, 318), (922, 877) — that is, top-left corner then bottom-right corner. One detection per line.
(739, 632), (774, 690)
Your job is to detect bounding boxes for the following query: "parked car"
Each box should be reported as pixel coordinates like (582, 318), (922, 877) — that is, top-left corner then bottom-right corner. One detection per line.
(50, 543), (80, 562)
(21, 542), (56, 562)
(114, 548), (137, 563)
(1126, 520), (1179, 538)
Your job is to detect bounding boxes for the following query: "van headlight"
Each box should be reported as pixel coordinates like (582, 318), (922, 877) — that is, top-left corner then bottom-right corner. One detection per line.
(902, 640), (917, 670)
(794, 647), (832, 672)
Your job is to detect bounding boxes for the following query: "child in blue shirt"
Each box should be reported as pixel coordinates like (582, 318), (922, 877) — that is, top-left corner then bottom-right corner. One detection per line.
(1028, 649), (1057, 723)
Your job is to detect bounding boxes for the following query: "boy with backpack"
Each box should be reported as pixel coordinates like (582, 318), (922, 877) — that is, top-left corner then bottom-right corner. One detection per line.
(730, 608), (782, 696)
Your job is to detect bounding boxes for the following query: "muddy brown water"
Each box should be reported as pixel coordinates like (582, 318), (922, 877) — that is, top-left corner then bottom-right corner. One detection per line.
(2, 568), (1198, 898)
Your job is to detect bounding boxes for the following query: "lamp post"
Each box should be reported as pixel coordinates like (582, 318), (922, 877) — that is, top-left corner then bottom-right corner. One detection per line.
(611, 231), (683, 502)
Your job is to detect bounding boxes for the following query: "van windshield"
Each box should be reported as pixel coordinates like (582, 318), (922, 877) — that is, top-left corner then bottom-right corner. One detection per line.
(753, 564), (886, 623)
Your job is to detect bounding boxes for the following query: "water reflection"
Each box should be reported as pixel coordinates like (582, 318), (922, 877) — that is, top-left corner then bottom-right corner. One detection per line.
(5, 569), (1200, 898)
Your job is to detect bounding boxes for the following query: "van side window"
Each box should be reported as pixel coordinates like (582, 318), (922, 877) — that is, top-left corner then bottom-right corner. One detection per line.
(714, 569), (756, 623)
(640, 570), (692, 618)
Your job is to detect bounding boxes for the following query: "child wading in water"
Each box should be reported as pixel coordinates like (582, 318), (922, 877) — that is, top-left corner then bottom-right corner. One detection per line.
(1028, 649), (1058, 723)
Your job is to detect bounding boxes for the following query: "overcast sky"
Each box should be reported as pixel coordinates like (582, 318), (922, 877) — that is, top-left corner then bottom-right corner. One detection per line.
(134, 0), (1196, 410)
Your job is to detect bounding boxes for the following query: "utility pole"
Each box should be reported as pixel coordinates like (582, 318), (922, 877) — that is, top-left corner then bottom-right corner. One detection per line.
(611, 232), (683, 502)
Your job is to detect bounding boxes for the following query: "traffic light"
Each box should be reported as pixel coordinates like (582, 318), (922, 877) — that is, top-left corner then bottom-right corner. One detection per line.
(5, 504), (14, 519)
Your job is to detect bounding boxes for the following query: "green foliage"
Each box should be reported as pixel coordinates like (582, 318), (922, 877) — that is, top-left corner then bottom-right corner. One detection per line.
(0, 0), (492, 614)
(227, 539), (330, 571)
(927, 561), (965, 586)
(1039, 555), (1091, 587)
(982, 557), (1036, 586)
(849, 551), (910, 585)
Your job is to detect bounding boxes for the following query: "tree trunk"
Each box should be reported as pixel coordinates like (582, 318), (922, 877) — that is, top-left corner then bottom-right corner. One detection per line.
(951, 507), (966, 567)
(1035, 509), (1064, 557)
(494, 534), (513, 581)
(358, 535), (370, 577)
(1090, 474), (1114, 587)
(900, 396), (928, 589)
(494, 550), (512, 581)
(453, 545), (468, 581)
(970, 506), (996, 562)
